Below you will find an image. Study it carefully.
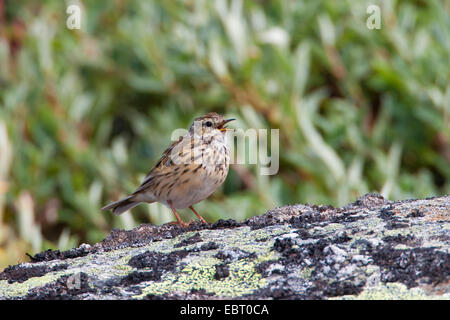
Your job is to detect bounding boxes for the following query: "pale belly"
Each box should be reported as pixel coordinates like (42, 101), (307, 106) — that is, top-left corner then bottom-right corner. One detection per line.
(165, 167), (228, 209)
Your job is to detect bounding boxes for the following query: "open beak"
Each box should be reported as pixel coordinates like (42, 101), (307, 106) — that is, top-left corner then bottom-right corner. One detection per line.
(219, 118), (235, 132)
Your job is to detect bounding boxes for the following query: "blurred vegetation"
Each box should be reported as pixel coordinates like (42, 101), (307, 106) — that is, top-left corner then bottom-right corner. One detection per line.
(0, 0), (449, 268)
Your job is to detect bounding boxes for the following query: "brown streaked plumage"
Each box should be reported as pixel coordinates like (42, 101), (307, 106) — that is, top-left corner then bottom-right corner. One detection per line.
(101, 112), (235, 227)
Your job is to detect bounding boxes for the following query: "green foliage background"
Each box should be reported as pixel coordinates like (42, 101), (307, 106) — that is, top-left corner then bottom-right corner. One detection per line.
(0, 0), (449, 268)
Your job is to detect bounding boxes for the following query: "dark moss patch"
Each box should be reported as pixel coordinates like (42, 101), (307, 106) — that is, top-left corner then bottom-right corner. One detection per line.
(27, 245), (91, 263)
(99, 222), (211, 252)
(385, 220), (409, 229)
(144, 288), (216, 300)
(264, 286), (296, 299)
(315, 280), (364, 298)
(266, 235), (366, 299)
(273, 237), (296, 255)
(273, 237), (333, 269)
(430, 234), (450, 242)
(370, 245), (450, 288)
(128, 250), (189, 276)
(406, 209), (424, 218)
(248, 283), (297, 299)
(289, 210), (325, 228)
(26, 250), (62, 262)
(199, 241), (219, 251)
(255, 260), (286, 277)
(297, 239), (331, 266)
(144, 293), (165, 300)
(310, 204), (335, 212)
(378, 206), (396, 220)
(330, 213), (365, 223)
(246, 211), (284, 230)
(174, 232), (202, 248)
(25, 272), (94, 300)
(353, 193), (386, 207)
(382, 234), (421, 247)
(120, 270), (162, 285)
(333, 231), (352, 243)
(294, 228), (312, 240)
(377, 205), (411, 230)
(0, 263), (68, 284)
(214, 263), (230, 280)
(211, 219), (243, 229)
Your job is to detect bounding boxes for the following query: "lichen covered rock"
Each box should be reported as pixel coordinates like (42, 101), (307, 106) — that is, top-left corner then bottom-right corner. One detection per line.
(0, 193), (449, 299)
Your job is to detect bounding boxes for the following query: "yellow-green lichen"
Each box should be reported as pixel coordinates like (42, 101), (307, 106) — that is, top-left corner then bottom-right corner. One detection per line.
(383, 226), (415, 236)
(132, 255), (267, 299)
(332, 283), (450, 300)
(130, 238), (280, 299)
(323, 223), (345, 232)
(0, 271), (65, 299)
(248, 224), (292, 239)
(365, 265), (380, 275)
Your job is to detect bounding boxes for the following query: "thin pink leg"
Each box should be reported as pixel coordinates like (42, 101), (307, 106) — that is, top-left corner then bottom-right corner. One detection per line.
(189, 206), (207, 224)
(168, 200), (188, 227)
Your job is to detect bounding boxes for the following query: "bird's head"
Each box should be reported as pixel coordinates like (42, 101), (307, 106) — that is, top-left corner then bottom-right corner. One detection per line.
(189, 112), (235, 135)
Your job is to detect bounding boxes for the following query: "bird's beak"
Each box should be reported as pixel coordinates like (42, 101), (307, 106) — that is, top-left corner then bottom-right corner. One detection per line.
(219, 118), (235, 132)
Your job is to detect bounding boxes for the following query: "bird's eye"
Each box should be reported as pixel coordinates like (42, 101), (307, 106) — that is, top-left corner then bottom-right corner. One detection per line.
(205, 121), (213, 127)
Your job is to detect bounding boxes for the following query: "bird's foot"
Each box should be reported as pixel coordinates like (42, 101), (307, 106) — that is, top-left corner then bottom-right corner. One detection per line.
(168, 221), (189, 228)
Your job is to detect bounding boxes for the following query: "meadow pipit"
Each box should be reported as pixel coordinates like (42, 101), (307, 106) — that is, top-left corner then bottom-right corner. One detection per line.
(102, 112), (234, 227)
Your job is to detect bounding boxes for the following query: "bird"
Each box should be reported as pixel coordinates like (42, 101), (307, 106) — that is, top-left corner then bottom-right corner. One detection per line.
(101, 112), (235, 227)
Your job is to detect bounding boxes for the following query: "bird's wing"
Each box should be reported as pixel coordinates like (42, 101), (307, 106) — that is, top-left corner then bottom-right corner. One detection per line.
(132, 133), (196, 195)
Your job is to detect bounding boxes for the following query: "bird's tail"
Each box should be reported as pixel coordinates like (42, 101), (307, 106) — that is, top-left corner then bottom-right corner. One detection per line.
(101, 195), (141, 215)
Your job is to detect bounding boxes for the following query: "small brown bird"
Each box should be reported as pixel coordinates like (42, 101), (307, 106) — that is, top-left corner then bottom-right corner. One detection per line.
(101, 112), (234, 227)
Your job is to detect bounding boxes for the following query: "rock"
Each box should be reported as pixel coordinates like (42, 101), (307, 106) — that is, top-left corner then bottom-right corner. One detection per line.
(0, 193), (449, 300)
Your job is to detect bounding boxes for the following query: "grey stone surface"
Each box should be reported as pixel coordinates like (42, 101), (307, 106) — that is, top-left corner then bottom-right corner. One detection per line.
(0, 193), (449, 299)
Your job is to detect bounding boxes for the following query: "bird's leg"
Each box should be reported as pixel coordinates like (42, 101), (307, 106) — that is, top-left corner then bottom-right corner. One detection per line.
(168, 200), (188, 227)
(189, 206), (207, 224)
